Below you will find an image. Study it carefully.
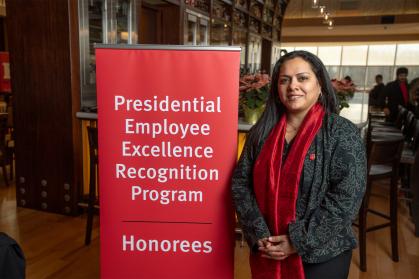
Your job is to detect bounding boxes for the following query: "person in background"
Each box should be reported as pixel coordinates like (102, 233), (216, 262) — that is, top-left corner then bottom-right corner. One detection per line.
(232, 50), (366, 279)
(343, 76), (352, 83)
(407, 77), (419, 118)
(383, 67), (409, 122)
(369, 74), (385, 108)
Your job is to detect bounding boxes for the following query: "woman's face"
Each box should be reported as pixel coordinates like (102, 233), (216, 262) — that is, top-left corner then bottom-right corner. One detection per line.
(278, 57), (321, 116)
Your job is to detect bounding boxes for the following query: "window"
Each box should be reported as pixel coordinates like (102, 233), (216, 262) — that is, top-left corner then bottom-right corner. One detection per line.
(340, 66), (367, 89)
(407, 66), (419, 81)
(271, 43), (281, 73)
(115, 0), (132, 44)
(365, 66), (393, 89)
(185, 13), (197, 45)
(318, 46), (341, 66)
(184, 10), (210, 46)
(396, 44), (419, 66)
(281, 47), (295, 54)
(368, 45), (396, 66)
(198, 19), (209, 45)
(281, 43), (418, 89)
(325, 66), (340, 80)
(247, 34), (262, 73)
(277, 42), (419, 124)
(233, 30), (247, 73)
(78, 0), (138, 108)
(342, 45), (368, 66)
(294, 46), (317, 55)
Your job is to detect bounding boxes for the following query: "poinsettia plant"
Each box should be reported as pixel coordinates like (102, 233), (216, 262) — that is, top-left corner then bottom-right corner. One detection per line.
(331, 78), (357, 111)
(239, 73), (270, 110)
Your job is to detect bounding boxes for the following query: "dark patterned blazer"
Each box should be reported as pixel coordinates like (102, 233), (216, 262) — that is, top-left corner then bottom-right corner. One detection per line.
(232, 113), (366, 263)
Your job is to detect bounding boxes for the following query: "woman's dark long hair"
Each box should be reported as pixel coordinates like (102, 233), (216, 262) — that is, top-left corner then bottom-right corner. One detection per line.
(246, 50), (338, 154)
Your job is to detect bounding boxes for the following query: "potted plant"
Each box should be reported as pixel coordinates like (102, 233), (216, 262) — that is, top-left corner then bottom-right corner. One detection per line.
(331, 78), (356, 112)
(239, 73), (270, 124)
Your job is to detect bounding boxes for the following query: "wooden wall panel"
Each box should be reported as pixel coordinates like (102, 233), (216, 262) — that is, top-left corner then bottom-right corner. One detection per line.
(139, 3), (181, 45)
(160, 4), (181, 44)
(6, 0), (81, 215)
(139, 5), (162, 44)
(261, 39), (272, 73)
(69, 0), (82, 216)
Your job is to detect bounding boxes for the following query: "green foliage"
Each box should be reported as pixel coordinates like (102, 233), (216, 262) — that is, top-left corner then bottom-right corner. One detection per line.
(336, 93), (350, 111)
(240, 85), (270, 110)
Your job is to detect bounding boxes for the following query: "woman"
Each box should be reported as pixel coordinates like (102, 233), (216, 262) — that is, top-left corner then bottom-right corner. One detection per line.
(232, 51), (366, 279)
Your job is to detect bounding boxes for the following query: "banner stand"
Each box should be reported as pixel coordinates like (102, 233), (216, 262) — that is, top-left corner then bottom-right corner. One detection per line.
(96, 45), (240, 279)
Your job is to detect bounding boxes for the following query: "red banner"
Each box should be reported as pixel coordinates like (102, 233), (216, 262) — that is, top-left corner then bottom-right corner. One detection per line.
(0, 52), (11, 93)
(96, 46), (240, 279)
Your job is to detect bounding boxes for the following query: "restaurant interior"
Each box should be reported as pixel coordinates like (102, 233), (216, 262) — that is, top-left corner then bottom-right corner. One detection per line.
(0, 0), (419, 278)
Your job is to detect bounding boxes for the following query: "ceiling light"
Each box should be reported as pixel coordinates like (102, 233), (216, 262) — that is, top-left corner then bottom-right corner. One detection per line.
(319, 6), (325, 14)
(324, 13), (329, 21)
(327, 20), (334, 29)
(312, 0), (319, 8)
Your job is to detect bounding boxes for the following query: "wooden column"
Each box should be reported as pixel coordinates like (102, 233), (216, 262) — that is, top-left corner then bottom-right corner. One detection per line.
(6, 0), (81, 215)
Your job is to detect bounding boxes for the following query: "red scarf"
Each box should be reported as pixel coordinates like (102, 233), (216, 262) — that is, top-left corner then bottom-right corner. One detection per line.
(250, 103), (325, 279)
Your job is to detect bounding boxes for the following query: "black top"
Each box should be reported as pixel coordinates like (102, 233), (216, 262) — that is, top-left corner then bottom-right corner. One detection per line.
(370, 83), (385, 107)
(384, 80), (409, 122)
(282, 139), (292, 162)
(231, 113), (367, 263)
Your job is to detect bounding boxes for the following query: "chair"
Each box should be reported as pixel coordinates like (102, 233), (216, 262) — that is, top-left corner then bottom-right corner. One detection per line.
(358, 136), (404, 272)
(410, 142), (419, 236)
(85, 126), (99, 245)
(367, 111), (387, 129)
(399, 120), (419, 220)
(372, 105), (406, 128)
(402, 111), (415, 140)
(370, 106), (406, 130)
(6, 102), (14, 181)
(399, 120), (419, 185)
(395, 105), (408, 129)
(365, 116), (402, 155)
(408, 120), (419, 152)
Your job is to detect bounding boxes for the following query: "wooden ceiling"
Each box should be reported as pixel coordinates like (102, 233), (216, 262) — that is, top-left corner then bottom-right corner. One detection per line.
(285, 0), (419, 18)
(282, 0), (419, 42)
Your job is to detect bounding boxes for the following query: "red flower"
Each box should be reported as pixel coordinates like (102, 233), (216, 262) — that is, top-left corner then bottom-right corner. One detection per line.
(239, 74), (271, 110)
(331, 78), (357, 110)
(240, 74), (270, 92)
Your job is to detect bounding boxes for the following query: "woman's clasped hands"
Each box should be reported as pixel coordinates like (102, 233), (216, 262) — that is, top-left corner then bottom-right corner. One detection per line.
(258, 235), (297, 261)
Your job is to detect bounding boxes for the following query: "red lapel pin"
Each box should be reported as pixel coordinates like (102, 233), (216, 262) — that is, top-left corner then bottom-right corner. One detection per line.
(309, 153), (315, 161)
